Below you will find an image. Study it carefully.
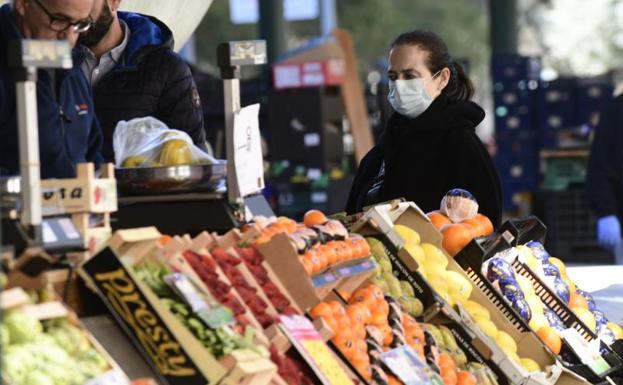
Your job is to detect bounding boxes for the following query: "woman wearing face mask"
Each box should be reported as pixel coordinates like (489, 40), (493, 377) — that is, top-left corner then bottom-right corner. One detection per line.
(345, 30), (502, 227)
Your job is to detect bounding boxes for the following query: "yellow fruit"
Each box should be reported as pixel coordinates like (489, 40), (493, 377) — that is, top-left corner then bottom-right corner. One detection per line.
(517, 245), (540, 272)
(424, 261), (447, 279)
(404, 243), (426, 266)
(525, 294), (544, 316)
(428, 276), (449, 300)
(475, 316), (498, 338)
(394, 225), (421, 245)
(572, 307), (596, 332)
(506, 351), (521, 364)
(417, 266), (428, 280)
(561, 274), (576, 293)
(496, 331), (518, 354)
(159, 139), (193, 166)
(122, 155), (146, 168)
(608, 322), (623, 340)
(529, 313), (549, 332)
(520, 358), (541, 373)
(516, 275), (535, 295)
(421, 243), (449, 268)
(450, 292), (467, 307)
(548, 257), (566, 275)
(464, 300), (490, 320)
(447, 271), (473, 301)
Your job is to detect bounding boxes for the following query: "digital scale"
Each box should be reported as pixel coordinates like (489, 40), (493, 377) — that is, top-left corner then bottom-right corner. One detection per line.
(1, 39), (85, 274)
(113, 40), (274, 235)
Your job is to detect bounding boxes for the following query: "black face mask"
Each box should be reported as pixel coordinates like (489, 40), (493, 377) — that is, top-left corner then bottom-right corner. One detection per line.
(78, 1), (114, 47)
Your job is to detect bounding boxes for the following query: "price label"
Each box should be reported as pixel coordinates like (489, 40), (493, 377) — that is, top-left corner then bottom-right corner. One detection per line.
(381, 346), (434, 385)
(280, 315), (354, 385)
(312, 271), (338, 288)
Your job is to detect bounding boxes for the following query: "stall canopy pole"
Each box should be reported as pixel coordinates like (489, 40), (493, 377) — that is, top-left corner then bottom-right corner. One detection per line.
(489, 0), (518, 55)
(258, 0), (286, 64)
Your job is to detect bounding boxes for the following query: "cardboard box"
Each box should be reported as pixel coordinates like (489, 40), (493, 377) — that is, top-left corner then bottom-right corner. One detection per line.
(80, 243), (278, 385)
(41, 172), (117, 216)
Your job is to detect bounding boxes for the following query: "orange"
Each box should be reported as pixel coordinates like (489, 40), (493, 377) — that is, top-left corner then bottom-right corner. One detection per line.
(352, 359), (372, 381)
(353, 323), (367, 339)
(300, 257), (314, 275)
(336, 314), (352, 330)
(442, 370), (458, 385)
(350, 288), (376, 310)
(375, 299), (390, 317)
(457, 371), (477, 385)
(428, 211), (452, 230)
(441, 224), (473, 257)
(347, 303), (371, 325)
(353, 338), (368, 353)
(319, 244), (338, 265)
(303, 209), (328, 227)
(309, 302), (332, 320)
(462, 218), (484, 238)
(328, 300), (346, 316)
(159, 235), (173, 245)
(367, 284), (385, 302)
(475, 214), (494, 236)
(537, 326), (562, 355)
(438, 352), (456, 370)
(387, 375), (403, 385)
(380, 324), (394, 346)
(332, 334), (356, 358)
(568, 292), (588, 309)
(370, 311), (389, 327)
(323, 315), (338, 332)
(338, 241), (354, 261)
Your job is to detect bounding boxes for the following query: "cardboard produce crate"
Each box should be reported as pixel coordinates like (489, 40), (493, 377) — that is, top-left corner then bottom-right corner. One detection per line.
(80, 230), (277, 385)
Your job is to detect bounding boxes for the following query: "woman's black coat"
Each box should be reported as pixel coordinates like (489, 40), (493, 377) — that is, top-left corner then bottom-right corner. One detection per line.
(345, 93), (503, 228)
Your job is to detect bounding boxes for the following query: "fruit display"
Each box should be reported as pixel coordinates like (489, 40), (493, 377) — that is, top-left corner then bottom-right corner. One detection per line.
(254, 212), (371, 276)
(366, 235), (424, 318)
(2, 292), (118, 385)
(516, 241), (623, 345)
(427, 189), (494, 256)
(120, 130), (213, 168)
(133, 259), (254, 358)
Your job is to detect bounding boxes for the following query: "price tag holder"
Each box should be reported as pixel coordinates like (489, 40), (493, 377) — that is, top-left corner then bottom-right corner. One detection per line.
(279, 315), (354, 385)
(381, 345), (439, 385)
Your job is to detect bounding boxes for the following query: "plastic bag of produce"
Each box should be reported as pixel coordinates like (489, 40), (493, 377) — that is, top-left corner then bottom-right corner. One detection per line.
(113, 116), (216, 168)
(440, 189), (479, 223)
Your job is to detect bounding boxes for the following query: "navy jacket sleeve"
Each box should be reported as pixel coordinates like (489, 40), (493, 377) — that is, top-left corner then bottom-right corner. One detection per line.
(155, 52), (207, 148)
(586, 95), (623, 218)
(446, 127), (503, 228)
(86, 111), (103, 165)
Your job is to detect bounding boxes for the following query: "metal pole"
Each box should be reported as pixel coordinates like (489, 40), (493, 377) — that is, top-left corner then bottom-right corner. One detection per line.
(320, 0), (337, 36)
(16, 68), (42, 236)
(258, 0), (286, 64)
(489, 0), (518, 55)
(224, 78), (242, 205)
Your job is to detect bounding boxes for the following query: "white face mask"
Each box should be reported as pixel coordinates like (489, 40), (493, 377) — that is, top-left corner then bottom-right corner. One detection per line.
(387, 72), (440, 118)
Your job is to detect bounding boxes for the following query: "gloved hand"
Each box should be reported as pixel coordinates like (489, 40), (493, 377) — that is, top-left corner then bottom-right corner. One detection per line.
(597, 215), (622, 251)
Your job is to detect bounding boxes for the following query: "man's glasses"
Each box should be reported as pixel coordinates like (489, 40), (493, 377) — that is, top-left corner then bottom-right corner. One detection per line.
(32, 0), (93, 33)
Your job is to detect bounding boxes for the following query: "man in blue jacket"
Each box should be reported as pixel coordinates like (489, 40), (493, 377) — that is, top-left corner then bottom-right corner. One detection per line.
(77, 0), (207, 162)
(0, 0), (103, 179)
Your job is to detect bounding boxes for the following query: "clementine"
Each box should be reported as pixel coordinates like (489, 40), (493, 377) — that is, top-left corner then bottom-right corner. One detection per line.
(475, 214), (494, 236)
(303, 209), (328, 227)
(441, 224), (473, 256)
(428, 211), (452, 230)
(537, 326), (562, 354)
(568, 292), (588, 309)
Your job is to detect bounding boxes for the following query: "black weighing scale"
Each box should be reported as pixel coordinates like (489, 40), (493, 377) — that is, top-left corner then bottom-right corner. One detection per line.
(113, 40), (274, 235)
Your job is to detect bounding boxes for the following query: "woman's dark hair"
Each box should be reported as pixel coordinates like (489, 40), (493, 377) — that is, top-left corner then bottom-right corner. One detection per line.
(390, 30), (474, 102)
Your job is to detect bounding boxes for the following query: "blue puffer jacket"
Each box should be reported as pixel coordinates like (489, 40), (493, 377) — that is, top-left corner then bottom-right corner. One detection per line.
(89, 12), (206, 161)
(0, 4), (102, 178)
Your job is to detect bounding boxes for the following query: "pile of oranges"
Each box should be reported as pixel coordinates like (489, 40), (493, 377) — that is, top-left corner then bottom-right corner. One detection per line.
(300, 237), (371, 275)
(427, 211), (494, 257)
(309, 284), (426, 384)
(437, 352), (478, 385)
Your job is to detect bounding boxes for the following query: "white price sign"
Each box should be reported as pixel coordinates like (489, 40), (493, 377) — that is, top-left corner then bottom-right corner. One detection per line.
(232, 104), (265, 198)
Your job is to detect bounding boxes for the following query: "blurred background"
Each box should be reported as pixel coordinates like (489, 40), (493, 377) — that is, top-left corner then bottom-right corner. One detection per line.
(177, 0), (623, 264)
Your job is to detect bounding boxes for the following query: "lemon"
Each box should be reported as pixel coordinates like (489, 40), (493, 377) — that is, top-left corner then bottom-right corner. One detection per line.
(529, 313), (549, 332)
(548, 257), (567, 275)
(520, 358), (541, 373)
(421, 243), (448, 268)
(516, 275), (535, 295)
(464, 300), (490, 320)
(447, 271), (473, 300)
(607, 322), (623, 340)
(572, 307), (596, 332)
(159, 139), (193, 166)
(404, 243), (426, 266)
(475, 317), (499, 339)
(394, 225), (421, 245)
(496, 331), (518, 354)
